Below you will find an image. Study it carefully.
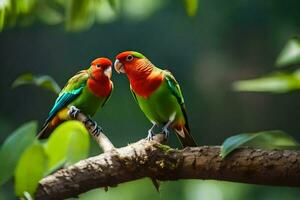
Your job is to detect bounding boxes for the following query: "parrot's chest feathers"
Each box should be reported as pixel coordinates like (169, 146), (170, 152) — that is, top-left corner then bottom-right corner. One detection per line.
(87, 78), (112, 97)
(130, 72), (164, 98)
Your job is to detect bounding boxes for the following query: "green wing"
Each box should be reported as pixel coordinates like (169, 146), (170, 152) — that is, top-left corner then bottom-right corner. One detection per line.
(164, 70), (190, 131)
(44, 70), (89, 124)
(164, 71), (184, 104)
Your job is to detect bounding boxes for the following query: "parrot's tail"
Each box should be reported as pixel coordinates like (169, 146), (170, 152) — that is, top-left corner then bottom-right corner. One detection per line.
(37, 116), (62, 139)
(37, 123), (54, 139)
(174, 126), (197, 147)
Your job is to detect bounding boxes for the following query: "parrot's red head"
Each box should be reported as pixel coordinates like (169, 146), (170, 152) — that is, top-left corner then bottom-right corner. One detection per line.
(87, 57), (113, 97)
(90, 57), (113, 79)
(114, 51), (163, 98)
(114, 51), (151, 75)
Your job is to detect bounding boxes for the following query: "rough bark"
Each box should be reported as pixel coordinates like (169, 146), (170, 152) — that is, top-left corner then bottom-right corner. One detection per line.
(35, 138), (300, 200)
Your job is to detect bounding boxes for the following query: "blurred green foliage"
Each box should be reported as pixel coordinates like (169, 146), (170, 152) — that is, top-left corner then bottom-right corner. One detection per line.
(221, 130), (300, 158)
(233, 71), (300, 93)
(76, 179), (300, 200)
(0, 121), (36, 186)
(233, 37), (300, 93)
(0, 121), (90, 198)
(276, 37), (300, 67)
(0, 0), (197, 31)
(14, 142), (47, 197)
(12, 73), (61, 94)
(226, 36), (300, 157)
(184, 0), (198, 17)
(44, 121), (89, 171)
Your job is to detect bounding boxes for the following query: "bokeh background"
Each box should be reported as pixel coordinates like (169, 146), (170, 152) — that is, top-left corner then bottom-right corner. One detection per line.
(1, 0), (300, 199)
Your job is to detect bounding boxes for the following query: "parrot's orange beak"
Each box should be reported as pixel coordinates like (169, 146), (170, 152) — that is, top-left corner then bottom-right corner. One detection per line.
(114, 59), (125, 73)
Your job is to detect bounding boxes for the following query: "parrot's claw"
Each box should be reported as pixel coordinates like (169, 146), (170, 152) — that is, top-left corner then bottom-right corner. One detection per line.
(162, 121), (172, 140)
(92, 123), (104, 138)
(84, 117), (103, 138)
(146, 131), (155, 141)
(162, 127), (170, 140)
(146, 124), (156, 141)
(68, 106), (81, 118)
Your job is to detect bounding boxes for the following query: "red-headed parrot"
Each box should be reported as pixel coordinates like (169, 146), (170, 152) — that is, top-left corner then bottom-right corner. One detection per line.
(38, 57), (113, 139)
(114, 51), (197, 147)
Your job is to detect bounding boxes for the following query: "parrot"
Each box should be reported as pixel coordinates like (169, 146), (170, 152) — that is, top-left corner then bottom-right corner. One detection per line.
(114, 51), (197, 147)
(37, 57), (113, 139)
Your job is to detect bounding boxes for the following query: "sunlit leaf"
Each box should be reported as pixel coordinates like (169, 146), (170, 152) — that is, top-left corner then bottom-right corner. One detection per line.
(44, 121), (89, 172)
(0, 0), (37, 31)
(221, 130), (300, 158)
(107, 0), (117, 10)
(0, 0), (11, 31)
(4, 0), (17, 27)
(12, 73), (61, 94)
(0, 0), (10, 10)
(276, 37), (300, 67)
(232, 72), (300, 93)
(37, 5), (63, 25)
(66, 128), (90, 165)
(15, 0), (36, 14)
(123, 0), (166, 21)
(0, 121), (37, 186)
(0, 8), (5, 31)
(183, 0), (198, 17)
(14, 142), (48, 197)
(65, 0), (95, 31)
(95, 0), (118, 23)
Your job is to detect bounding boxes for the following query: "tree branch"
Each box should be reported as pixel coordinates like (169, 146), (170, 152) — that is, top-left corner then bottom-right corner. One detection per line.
(35, 109), (300, 199)
(35, 137), (300, 200)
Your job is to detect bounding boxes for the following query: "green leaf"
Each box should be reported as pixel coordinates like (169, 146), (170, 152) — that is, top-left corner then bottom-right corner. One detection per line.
(183, 0), (198, 17)
(12, 73), (61, 94)
(108, 0), (117, 10)
(0, 8), (5, 31)
(95, 0), (118, 23)
(123, 0), (166, 21)
(65, 0), (95, 31)
(0, 0), (11, 31)
(276, 37), (300, 67)
(14, 142), (48, 197)
(44, 121), (89, 172)
(232, 72), (300, 93)
(221, 130), (300, 158)
(15, 0), (36, 15)
(37, 5), (63, 25)
(0, 121), (37, 186)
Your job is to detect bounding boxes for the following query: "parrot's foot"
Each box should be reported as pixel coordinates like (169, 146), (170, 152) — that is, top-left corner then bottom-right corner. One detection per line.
(92, 124), (104, 138)
(84, 117), (103, 138)
(162, 127), (170, 140)
(146, 124), (156, 141)
(162, 121), (172, 140)
(93, 127), (103, 137)
(68, 106), (81, 118)
(146, 131), (155, 141)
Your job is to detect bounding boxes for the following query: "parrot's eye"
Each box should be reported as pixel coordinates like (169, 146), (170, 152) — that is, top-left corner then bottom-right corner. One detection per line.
(126, 55), (134, 62)
(96, 64), (101, 68)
